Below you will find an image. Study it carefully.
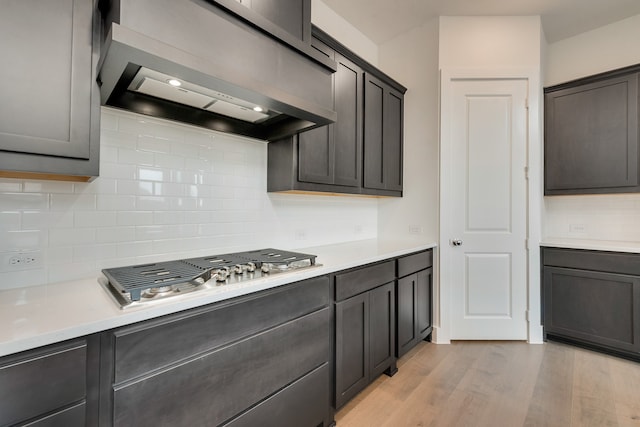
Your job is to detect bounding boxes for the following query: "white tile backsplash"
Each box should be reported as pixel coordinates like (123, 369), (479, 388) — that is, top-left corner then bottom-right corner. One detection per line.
(0, 108), (378, 289)
(544, 194), (640, 242)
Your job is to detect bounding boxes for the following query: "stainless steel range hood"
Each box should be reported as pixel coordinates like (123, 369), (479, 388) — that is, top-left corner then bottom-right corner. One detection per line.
(97, 0), (337, 141)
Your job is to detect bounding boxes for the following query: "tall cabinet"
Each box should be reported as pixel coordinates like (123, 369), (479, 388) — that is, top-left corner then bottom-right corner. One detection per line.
(0, 0), (100, 181)
(268, 26), (406, 197)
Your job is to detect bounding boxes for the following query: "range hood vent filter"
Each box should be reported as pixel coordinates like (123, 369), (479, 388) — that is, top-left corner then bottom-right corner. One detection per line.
(129, 68), (274, 123)
(135, 77), (212, 109)
(205, 100), (269, 123)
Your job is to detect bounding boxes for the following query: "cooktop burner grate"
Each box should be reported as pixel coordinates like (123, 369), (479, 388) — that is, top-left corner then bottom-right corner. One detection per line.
(102, 261), (208, 301)
(101, 248), (319, 306)
(181, 253), (253, 270)
(238, 248), (317, 265)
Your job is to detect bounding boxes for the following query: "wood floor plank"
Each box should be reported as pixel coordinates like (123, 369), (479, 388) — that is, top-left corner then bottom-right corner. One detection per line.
(336, 341), (640, 427)
(570, 347), (619, 426)
(607, 355), (640, 426)
(523, 341), (575, 427)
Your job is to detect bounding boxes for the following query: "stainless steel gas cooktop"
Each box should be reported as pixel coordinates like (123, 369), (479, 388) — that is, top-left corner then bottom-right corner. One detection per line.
(99, 248), (320, 309)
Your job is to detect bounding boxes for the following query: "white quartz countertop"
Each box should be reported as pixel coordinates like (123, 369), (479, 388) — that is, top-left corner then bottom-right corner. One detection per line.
(0, 239), (436, 357)
(540, 238), (640, 254)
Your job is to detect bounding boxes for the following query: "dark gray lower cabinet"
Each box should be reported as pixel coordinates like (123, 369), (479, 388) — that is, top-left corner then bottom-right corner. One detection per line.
(334, 261), (396, 409)
(396, 250), (433, 358)
(102, 276), (333, 427)
(0, 337), (99, 427)
(397, 268), (432, 358)
(542, 247), (640, 359)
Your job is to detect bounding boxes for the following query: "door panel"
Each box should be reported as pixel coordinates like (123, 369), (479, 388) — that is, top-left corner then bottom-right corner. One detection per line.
(465, 253), (512, 317)
(449, 78), (528, 339)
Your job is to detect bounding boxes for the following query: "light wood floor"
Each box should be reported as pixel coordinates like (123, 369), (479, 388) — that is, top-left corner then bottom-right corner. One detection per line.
(335, 340), (640, 427)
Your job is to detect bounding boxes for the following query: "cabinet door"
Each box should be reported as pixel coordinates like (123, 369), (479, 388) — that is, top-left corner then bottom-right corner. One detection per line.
(0, 0), (100, 179)
(544, 267), (640, 353)
(417, 268), (433, 340)
(369, 281), (396, 378)
(333, 53), (362, 187)
(544, 73), (639, 194)
(363, 73), (403, 192)
(298, 50), (362, 187)
(335, 293), (369, 409)
(396, 274), (418, 358)
(298, 125), (334, 184)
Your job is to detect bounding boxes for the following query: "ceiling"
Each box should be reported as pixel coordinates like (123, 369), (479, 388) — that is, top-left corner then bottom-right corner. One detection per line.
(321, 0), (640, 44)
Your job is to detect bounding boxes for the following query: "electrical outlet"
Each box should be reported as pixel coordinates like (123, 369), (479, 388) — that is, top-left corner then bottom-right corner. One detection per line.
(294, 230), (307, 240)
(569, 223), (587, 234)
(409, 225), (423, 235)
(354, 225), (363, 234)
(2, 251), (43, 271)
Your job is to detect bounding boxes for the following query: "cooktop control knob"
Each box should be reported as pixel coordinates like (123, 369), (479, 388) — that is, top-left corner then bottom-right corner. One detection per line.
(233, 264), (243, 274)
(214, 267), (229, 282)
(246, 262), (256, 273)
(261, 264), (271, 274)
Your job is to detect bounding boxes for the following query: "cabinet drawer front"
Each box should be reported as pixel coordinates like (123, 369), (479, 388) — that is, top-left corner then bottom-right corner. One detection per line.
(335, 261), (395, 301)
(544, 267), (640, 352)
(224, 364), (330, 427)
(22, 402), (86, 427)
(114, 276), (329, 383)
(0, 341), (86, 426)
(397, 250), (433, 278)
(113, 308), (331, 427)
(543, 247), (640, 276)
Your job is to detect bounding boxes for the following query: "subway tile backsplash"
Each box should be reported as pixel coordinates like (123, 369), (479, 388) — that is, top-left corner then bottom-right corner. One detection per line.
(544, 194), (640, 241)
(0, 108), (378, 290)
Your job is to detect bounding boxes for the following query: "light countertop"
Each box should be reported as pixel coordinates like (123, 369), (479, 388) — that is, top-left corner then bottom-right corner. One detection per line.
(540, 238), (640, 254)
(0, 239), (436, 357)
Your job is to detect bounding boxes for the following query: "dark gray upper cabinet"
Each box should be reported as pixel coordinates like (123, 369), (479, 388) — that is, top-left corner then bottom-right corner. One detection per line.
(267, 27), (406, 197)
(0, 0), (100, 181)
(542, 247), (640, 359)
(544, 65), (640, 195)
(363, 73), (404, 193)
(211, 0), (311, 43)
(233, 0), (310, 42)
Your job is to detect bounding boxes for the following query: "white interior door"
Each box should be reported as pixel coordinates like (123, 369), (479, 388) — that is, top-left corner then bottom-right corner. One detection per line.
(447, 78), (529, 340)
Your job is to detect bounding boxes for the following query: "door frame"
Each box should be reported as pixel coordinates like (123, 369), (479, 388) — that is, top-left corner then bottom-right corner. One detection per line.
(436, 68), (543, 344)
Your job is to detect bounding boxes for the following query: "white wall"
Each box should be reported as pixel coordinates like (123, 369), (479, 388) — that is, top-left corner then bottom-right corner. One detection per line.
(311, 0), (378, 65)
(439, 16), (543, 68)
(377, 20), (440, 243)
(543, 13), (640, 242)
(0, 109), (378, 290)
(545, 14), (640, 86)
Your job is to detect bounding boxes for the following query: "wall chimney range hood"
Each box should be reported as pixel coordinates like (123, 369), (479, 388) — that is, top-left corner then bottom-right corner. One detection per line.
(97, 0), (337, 141)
